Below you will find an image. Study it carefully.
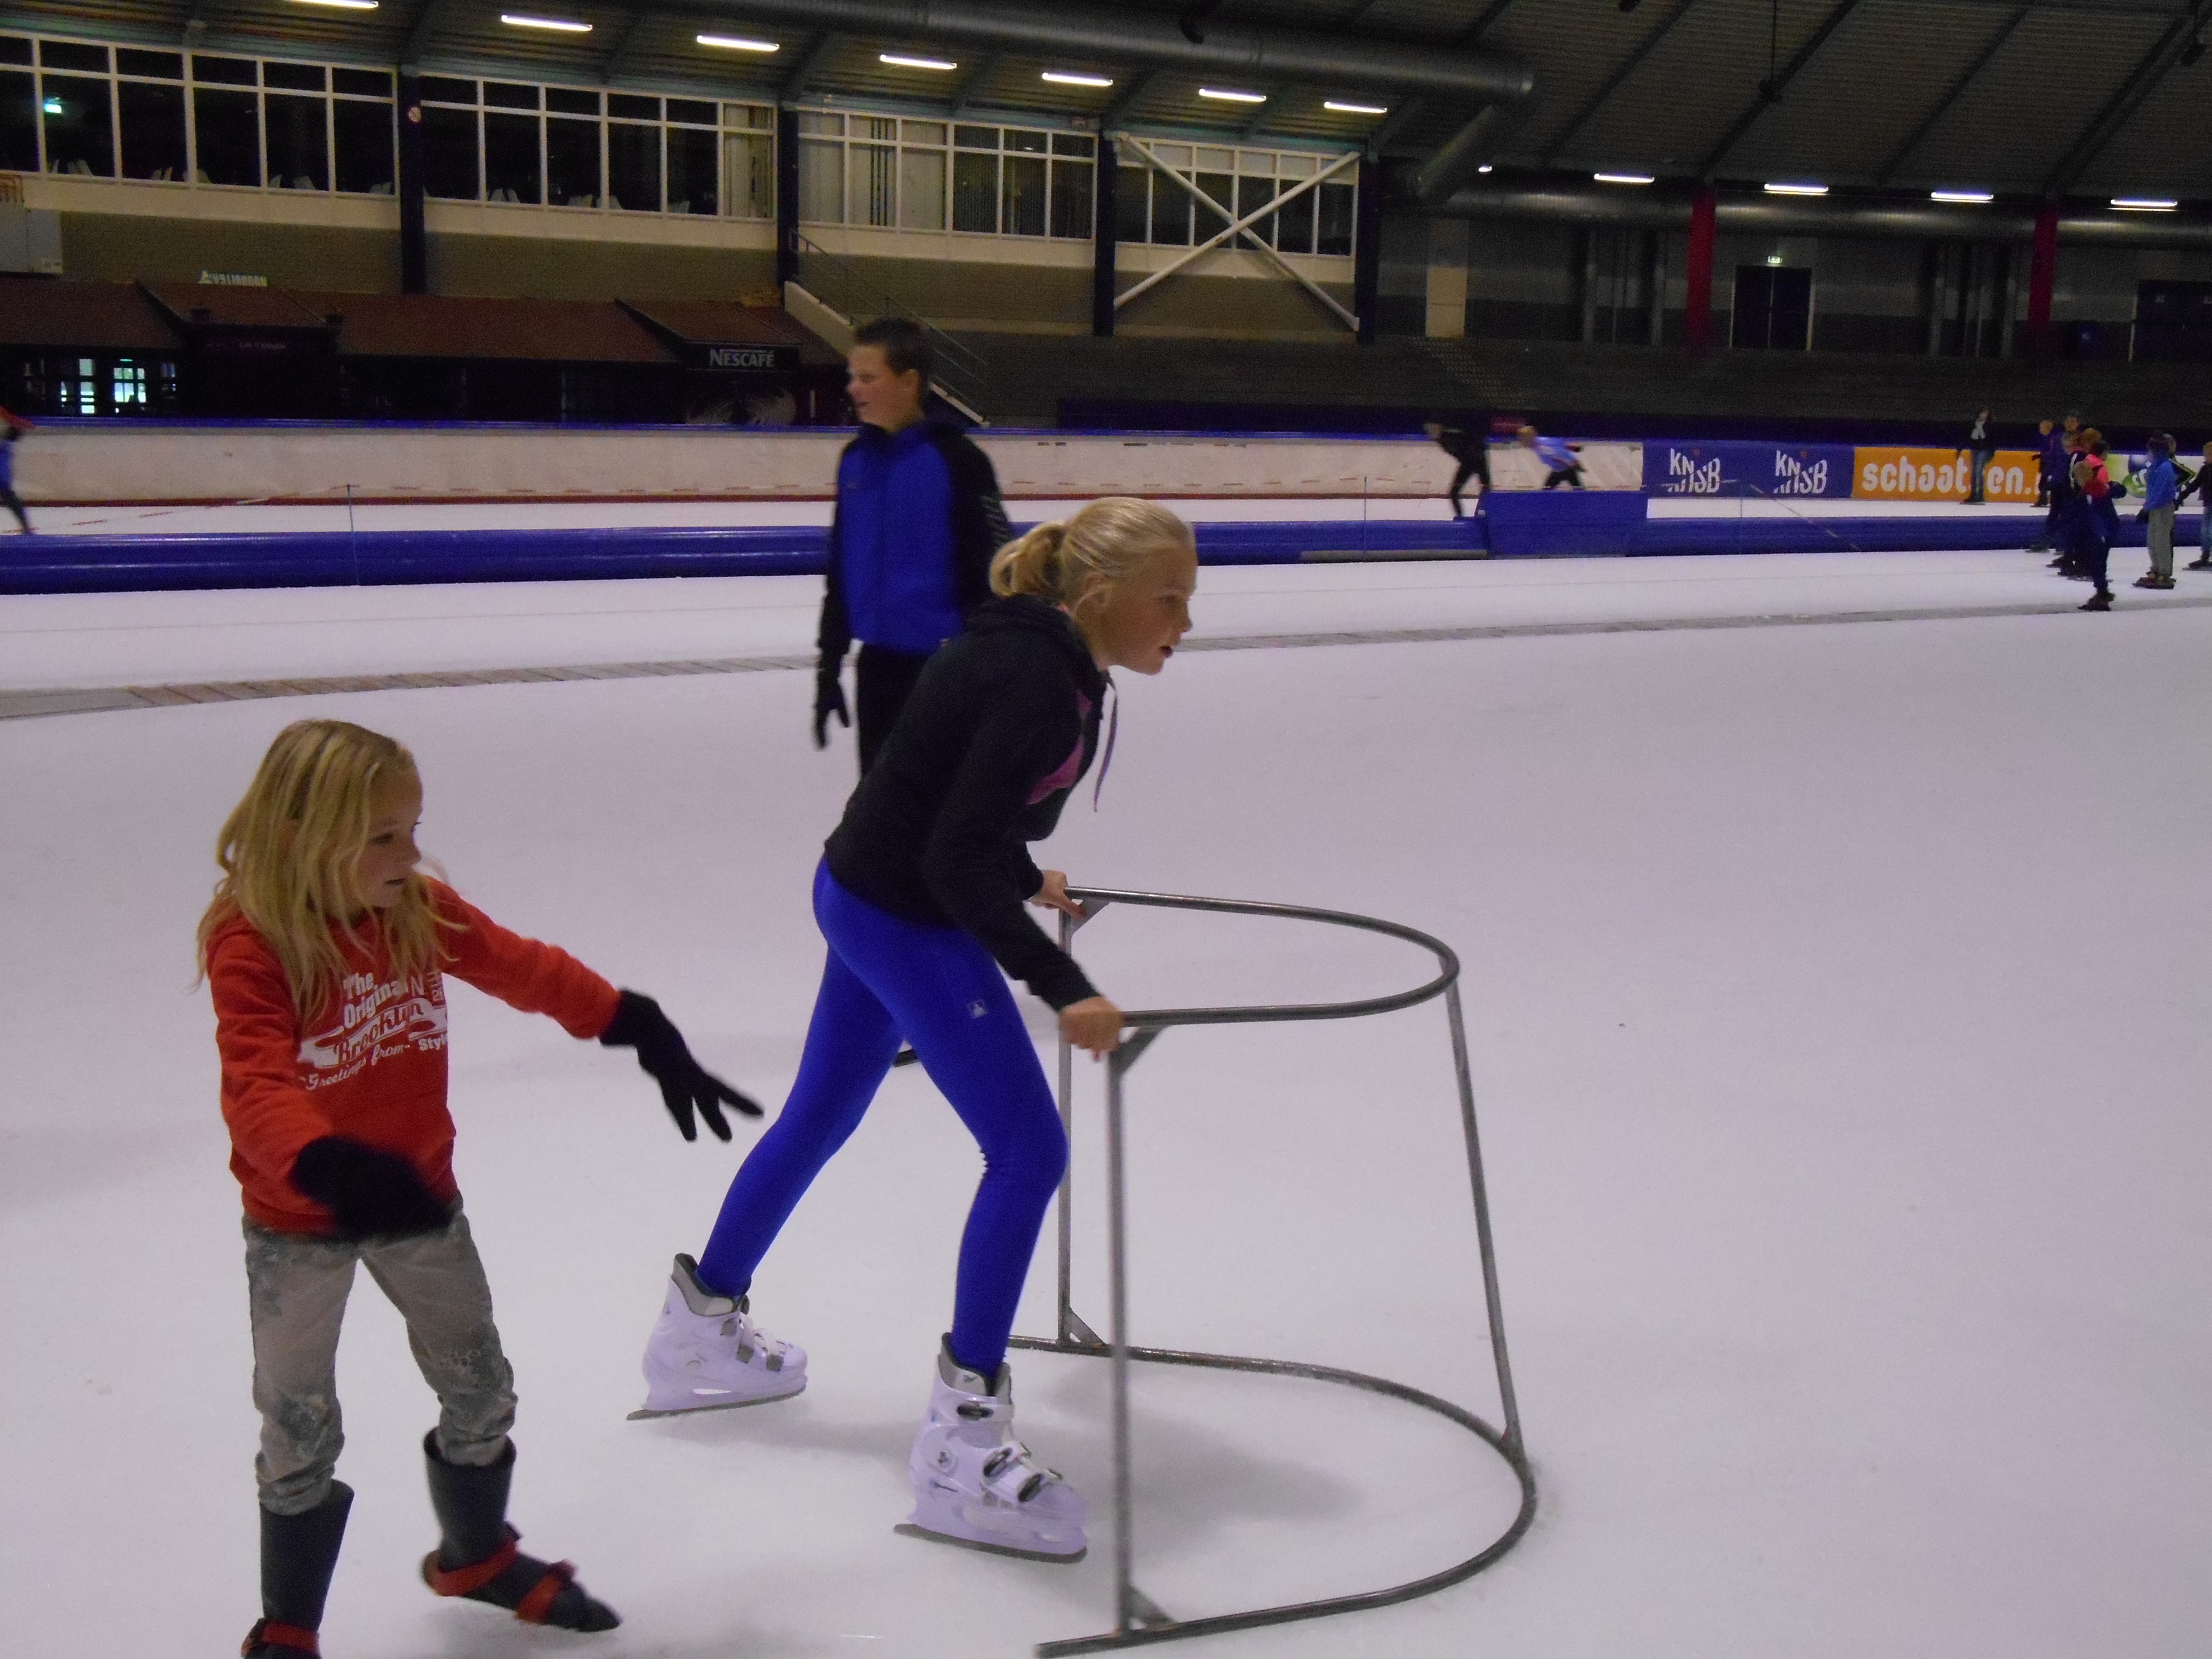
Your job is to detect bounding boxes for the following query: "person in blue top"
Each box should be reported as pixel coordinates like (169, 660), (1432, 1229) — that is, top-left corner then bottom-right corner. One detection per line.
(1517, 424), (1584, 489)
(2131, 433), (2180, 591)
(0, 405), (32, 534)
(813, 318), (1011, 775)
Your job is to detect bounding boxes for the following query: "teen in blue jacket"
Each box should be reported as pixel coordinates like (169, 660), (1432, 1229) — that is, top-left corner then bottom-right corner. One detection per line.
(814, 319), (1010, 774)
(2133, 434), (2180, 590)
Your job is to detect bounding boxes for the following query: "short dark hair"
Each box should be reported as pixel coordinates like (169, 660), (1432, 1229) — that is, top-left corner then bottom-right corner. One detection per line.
(853, 316), (933, 388)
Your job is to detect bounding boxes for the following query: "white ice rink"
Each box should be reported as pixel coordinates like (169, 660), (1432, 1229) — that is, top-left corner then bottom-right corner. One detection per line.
(4, 546), (2211, 1659)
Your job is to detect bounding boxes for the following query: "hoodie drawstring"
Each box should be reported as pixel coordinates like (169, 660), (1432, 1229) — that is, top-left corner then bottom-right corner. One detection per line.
(1091, 679), (1118, 811)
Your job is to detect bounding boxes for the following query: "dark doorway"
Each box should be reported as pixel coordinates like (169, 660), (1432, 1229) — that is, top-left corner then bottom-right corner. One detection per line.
(1732, 264), (1812, 351)
(2134, 280), (2212, 363)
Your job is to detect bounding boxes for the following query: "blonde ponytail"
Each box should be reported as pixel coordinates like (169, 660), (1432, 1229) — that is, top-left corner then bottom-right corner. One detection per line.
(989, 496), (1194, 614)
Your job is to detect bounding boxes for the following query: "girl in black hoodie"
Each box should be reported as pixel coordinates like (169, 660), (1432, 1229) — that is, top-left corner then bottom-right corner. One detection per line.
(639, 497), (1197, 1563)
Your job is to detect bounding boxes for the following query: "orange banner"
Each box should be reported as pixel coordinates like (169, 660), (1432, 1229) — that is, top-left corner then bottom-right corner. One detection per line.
(1853, 448), (2039, 504)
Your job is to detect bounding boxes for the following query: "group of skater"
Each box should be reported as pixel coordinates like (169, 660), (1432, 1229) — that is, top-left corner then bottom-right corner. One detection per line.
(208, 317), (1199, 1656)
(2028, 409), (2211, 611)
(1424, 414), (1585, 519)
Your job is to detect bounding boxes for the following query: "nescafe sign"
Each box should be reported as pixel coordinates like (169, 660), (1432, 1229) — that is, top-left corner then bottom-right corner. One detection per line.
(705, 345), (796, 371)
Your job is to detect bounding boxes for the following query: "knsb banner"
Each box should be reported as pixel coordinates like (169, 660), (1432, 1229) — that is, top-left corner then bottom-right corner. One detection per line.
(1644, 441), (1854, 498)
(1852, 448), (2039, 504)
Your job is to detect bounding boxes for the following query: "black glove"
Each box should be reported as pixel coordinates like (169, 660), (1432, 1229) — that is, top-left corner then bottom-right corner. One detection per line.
(600, 990), (761, 1142)
(290, 1137), (452, 1240)
(813, 659), (850, 750)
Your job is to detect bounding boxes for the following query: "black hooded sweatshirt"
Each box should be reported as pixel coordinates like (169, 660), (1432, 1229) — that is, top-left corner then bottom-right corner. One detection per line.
(823, 594), (1109, 1010)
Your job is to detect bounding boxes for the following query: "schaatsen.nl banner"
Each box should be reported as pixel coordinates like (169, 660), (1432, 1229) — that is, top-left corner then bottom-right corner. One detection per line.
(1852, 448), (2039, 503)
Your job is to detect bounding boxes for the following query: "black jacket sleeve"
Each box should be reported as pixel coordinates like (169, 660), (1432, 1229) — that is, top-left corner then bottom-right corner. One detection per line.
(817, 445), (856, 665)
(920, 681), (1097, 1010)
(932, 428), (1012, 620)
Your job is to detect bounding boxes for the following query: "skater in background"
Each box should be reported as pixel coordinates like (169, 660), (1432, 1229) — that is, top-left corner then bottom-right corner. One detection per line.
(640, 497), (1199, 1565)
(2039, 412), (2084, 568)
(1424, 415), (1492, 519)
(814, 317), (1011, 774)
(204, 720), (756, 1659)
(2133, 433), (2179, 590)
(2067, 429), (2120, 611)
(2181, 441), (2212, 572)
(1520, 424), (1585, 489)
(2032, 418), (2059, 510)
(0, 404), (32, 533)
(1963, 406), (1995, 504)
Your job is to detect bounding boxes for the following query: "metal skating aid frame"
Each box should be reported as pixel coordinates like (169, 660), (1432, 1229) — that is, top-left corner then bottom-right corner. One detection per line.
(1011, 888), (1534, 1657)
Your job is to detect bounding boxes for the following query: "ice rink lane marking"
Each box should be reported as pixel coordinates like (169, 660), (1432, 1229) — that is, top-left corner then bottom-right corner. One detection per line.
(5, 594), (2210, 721)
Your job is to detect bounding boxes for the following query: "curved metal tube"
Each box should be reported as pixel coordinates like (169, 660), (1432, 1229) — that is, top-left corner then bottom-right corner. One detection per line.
(1013, 887), (1533, 1656)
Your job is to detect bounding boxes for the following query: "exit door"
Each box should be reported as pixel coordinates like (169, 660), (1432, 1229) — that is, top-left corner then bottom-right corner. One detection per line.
(1732, 265), (1813, 350)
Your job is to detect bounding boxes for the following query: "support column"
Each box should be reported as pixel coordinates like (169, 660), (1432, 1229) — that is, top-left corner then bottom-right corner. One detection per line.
(2026, 198), (2058, 359)
(1647, 228), (1668, 346)
(397, 73), (426, 295)
(1577, 227), (1599, 344)
(1353, 155), (1383, 346)
(775, 106), (801, 290)
(1425, 217), (1470, 340)
(1092, 140), (1118, 337)
(1683, 185), (1717, 355)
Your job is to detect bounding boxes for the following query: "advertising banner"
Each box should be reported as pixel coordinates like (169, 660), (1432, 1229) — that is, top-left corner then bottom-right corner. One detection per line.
(1643, 440), (1854, 499)
(1851, 448), (2039, 503)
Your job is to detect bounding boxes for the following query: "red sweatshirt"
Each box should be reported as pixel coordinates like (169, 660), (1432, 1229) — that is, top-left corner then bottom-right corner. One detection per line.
(208, 880), (620, 1234)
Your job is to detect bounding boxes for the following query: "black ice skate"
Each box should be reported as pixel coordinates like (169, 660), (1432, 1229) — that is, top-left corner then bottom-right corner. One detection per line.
(242, 1480), (352, 1658)
(419, 1433), (619, 1631)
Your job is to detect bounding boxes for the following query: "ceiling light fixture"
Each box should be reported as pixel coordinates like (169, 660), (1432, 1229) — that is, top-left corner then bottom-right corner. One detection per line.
(1595, 171), (1655, 185)
(292, 0), (380, 10)
(879, 52), (957, 71)
(1042, 70), (1113, 87)
(1198, 86), (1266, 103)
(500, 12), (591, 31)
(2111, 196), (2178, 211)
(1763, 181), (1828, 196)
(1930, 189), (1993, 204)
(1477, 163), (1493, 173)
(697, 33), (778, 52)
(1324, 99), (1389, 115)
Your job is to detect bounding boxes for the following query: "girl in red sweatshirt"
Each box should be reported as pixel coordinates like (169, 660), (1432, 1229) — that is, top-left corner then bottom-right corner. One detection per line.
(203, 718), (754, 1659)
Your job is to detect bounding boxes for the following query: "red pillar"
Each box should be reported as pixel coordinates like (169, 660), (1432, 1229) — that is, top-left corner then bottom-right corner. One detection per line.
(2026, 199), (2059, 358)
(1684, 186), (1718, 355)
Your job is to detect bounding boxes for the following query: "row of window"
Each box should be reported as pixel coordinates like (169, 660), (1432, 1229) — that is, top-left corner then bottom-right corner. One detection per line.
(1, 31), (1360, 249)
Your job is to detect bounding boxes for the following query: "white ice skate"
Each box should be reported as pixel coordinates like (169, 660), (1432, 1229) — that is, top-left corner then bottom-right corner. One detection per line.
(896, 1339), (1086, 1563)
(629, 1253), (806, 1419)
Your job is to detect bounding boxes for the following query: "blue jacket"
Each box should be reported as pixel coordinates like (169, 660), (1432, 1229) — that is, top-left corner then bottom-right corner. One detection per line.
(818, 420), (1009, 660)
(1531, 435), (1578, 472)
(2142, 454), (2179, 511)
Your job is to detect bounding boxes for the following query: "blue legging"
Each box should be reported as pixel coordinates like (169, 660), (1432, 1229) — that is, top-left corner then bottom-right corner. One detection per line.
(697, 861), (1067, 1376)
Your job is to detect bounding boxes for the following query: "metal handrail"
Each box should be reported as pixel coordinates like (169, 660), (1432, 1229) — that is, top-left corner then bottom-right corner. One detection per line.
(790, 231), (989, 420)
(1011, 887), (1534, 1656)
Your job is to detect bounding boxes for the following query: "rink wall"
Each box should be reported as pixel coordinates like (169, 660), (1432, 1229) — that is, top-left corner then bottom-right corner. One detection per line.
(4, 419), (1639, 506)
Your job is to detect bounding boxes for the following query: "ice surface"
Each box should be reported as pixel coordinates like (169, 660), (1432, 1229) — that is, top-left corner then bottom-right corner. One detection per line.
(3, 554), (2211, 1658)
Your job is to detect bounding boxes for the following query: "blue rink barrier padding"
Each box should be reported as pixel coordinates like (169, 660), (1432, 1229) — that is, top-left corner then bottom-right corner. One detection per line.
(4, 504), (2198, 596)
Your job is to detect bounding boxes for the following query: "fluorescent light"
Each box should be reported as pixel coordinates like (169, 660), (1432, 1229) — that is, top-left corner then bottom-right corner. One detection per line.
(1765, 253), (1784, 266)
(42, 97), (62, 113)
(1198, 86), (1266, 103)
(1763, 181), (1827, 196)
(1042, 70), (1113, 88)
(1477, 163), (1493, 174)
(2111, 196), (2178, 211)
(1324, 99), (1388, 115)
(697, 33), (777, 52)
(879, 52), (957, 71)
(292, 0), (379, 9)
(1930, 189), (1993, 204)
(501, 12), (591, 31)
(1594, 171), (1655, 185)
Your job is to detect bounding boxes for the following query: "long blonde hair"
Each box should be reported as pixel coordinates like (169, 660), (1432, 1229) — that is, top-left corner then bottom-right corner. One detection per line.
(989, 496), (1194, 617)
(196, 720), (450, 1018)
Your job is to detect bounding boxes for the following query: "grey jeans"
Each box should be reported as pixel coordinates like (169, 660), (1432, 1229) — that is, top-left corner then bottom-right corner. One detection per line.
(244, 1210), (516, 1516)
(2146, 504), (2177, 578)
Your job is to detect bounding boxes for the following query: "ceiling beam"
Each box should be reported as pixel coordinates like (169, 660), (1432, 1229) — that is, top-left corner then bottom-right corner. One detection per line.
(1368, 94), (1425, 154)
(948, 51), (1000, 116)
(1698, 0), (1868, 178)
(2041, 0), (2206, 193)
(1875, 5), (2029, 183)
(1458, 0), (1522, 43)
(1101, 66), (1165, 131)
(1539, 0), (1700, 167)
(401, 0), (447, 71)
(778, 30), (839, 100)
